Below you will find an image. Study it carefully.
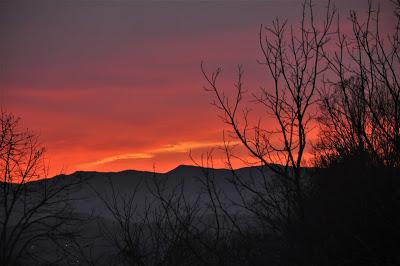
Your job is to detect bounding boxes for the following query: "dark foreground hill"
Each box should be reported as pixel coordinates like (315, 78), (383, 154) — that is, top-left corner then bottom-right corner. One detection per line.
(11, 164), (294, 265)
(3, 162), (399, 265)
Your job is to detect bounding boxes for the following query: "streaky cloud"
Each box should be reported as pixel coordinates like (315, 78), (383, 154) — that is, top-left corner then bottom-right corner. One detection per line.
(79, 140), (239, 167)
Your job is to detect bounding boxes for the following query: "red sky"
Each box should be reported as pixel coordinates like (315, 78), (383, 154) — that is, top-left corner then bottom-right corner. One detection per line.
(0, 0), (394, 176)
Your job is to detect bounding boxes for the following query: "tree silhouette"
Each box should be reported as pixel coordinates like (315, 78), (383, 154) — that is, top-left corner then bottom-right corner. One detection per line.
(317, 0), (400, 167)
(0, 111), (85, 265)
(309, 2), (400, 264)
(201, 0), (399, 265)
(201, 0), (335, 262)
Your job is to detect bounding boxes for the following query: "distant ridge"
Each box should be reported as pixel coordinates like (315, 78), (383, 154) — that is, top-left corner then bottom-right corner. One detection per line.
(49, 164), (232, 180)
(46, 164), (313, 180)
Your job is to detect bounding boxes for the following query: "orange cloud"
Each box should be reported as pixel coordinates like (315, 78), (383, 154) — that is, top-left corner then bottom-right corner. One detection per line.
(78, 140), (239, 168)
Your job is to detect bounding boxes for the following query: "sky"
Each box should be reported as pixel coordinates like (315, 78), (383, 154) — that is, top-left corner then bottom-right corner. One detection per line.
(0, 0), (395, 176)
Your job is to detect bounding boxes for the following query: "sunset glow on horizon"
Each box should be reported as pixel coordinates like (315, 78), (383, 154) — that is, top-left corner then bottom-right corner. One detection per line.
(0, 0), (394, 177)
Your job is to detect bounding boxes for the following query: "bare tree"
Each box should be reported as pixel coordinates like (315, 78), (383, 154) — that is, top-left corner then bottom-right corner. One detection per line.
(0, 111), (85, 265)
(93, 173), (218, 266)
(318, 0), (400, 167)
(201, 0), (335, 244)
